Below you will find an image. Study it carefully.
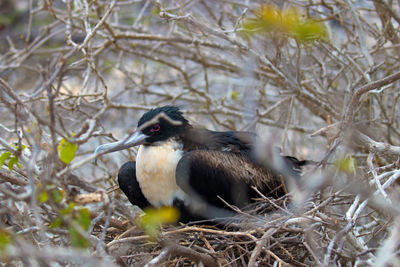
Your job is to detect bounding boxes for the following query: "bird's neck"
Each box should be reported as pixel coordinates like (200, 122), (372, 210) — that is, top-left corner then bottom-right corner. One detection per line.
(135, 140), (186, 207)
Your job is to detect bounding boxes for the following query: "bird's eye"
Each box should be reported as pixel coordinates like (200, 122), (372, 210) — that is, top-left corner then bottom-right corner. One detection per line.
(150, 124), (160, 132)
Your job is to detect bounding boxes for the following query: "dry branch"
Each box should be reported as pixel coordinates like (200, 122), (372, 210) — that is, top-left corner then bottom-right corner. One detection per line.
(0, 0), (399, 266)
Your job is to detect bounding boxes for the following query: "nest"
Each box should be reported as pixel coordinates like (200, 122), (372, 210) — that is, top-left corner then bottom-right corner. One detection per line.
(102, 189), (392, 266)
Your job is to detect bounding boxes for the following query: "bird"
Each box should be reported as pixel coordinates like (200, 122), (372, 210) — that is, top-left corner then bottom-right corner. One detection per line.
(95, 105), (308, 224)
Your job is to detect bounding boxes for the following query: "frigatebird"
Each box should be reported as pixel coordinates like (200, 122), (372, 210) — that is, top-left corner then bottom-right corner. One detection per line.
(95, 106), (307, 223)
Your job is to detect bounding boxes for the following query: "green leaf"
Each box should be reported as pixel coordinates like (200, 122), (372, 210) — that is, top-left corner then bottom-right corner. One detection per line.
(69, 225), (90, 249)
(7, 156), (18, 171)
(60, 202), (75, 215)
(11, 144), (26, 151)
(51, 188), (64, 204)
(76, 208), (91, 231)
(0, 151), (11, 167)
(0, 230), (12, 250)
(38, 190), (48, 203)
(57, 138), (78, 164)
(49, 217), (62, 229)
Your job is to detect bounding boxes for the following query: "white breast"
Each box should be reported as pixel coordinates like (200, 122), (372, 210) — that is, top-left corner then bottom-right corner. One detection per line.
(136, 141), (187, 207)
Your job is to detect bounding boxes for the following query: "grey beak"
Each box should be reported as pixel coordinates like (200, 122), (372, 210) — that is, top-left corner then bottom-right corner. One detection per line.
(94, 130), (148, 156)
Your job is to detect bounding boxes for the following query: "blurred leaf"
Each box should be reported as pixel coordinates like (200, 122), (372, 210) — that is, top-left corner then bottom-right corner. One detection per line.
(60, 202), (75, 215)
(243, 6), (286, 34)
(293, 19), (328, 42)
(151, 7), (160, 16)
(122, 17), (135, 25)
(57, 138), (78, 164)
(0, 230), (12, 251)
(0, 15), (15, 25)
(335, 156), (357, 173)
(137, 207), (179, 239)
(75, 208), (91, 231)
(11, 144), (26, 151)
(69, 225), (90, 249)
(51, 188), (64, 204)
(66, 57), (77, 65)
(242, 4), (327, 43)
(38, 190), (48, 203)
(51, 204), (91, 248)
(0, 151), (11, 167)
(159, 207), (179, 223)
(103, 58), (114, 69)
(7, 156), (18, 171)
(88, 11), (97, 19)
(231, 91), (240, 101)
(49, 217), (62, 229)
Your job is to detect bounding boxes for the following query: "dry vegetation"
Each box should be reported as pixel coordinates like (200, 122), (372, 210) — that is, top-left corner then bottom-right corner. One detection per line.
(0, 0), (400, 266)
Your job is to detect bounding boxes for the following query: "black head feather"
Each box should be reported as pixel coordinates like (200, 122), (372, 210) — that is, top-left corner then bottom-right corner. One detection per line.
(138, 106), (188, 127)
(138, 106), (191, 144)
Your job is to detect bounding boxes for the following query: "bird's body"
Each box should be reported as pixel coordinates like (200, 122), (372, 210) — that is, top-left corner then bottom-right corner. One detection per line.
(96, 106), (306, 224)
(135, 140), (186, 207)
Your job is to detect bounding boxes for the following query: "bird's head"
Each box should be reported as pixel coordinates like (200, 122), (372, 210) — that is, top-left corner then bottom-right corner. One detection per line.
(95, 106), (190, 155)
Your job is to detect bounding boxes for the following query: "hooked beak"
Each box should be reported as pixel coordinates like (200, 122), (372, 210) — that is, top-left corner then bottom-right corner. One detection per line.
(94, 130), (147, 156)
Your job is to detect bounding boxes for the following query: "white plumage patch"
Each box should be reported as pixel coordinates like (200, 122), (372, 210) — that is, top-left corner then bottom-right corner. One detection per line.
(136, 140), (187, 207)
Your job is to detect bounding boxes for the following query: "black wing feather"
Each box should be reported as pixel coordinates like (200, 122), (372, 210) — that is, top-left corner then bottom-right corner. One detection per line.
(176, 150), (287, 211)
(182, 128), (256, 152)
(118, 161), (151, 209)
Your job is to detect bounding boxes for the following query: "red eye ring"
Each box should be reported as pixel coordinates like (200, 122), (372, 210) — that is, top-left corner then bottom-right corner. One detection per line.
(150, 124), (160, 132)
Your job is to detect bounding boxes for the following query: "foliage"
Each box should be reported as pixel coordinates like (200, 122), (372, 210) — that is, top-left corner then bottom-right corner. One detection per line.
(137, 206), (179, 240)
(58, 136), (78, 164)
(0, 230), (12, 251)
(0, 145), (25, 171)
(51, 202), (92, 249)
(243, 5), (328, 43)
(334, 156), (357, 174)
(0, 0), (399, 265)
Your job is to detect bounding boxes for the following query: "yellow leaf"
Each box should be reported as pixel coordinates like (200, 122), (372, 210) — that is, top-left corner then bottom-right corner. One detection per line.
(242, 4), (328, 43)
(231, 91), (240, 101)
(158, 206), (180, 224)
(334, 156), (357, 173)
(38, 190), (48, 203)
(0, 230), (12, 250)
(57, 138), (78, 164)
(137, 207), (179, 239)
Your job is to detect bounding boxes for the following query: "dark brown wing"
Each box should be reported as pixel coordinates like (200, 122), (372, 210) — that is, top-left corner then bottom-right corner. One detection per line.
(175, 150), (287, 212)
(182, 128), (257, 152)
